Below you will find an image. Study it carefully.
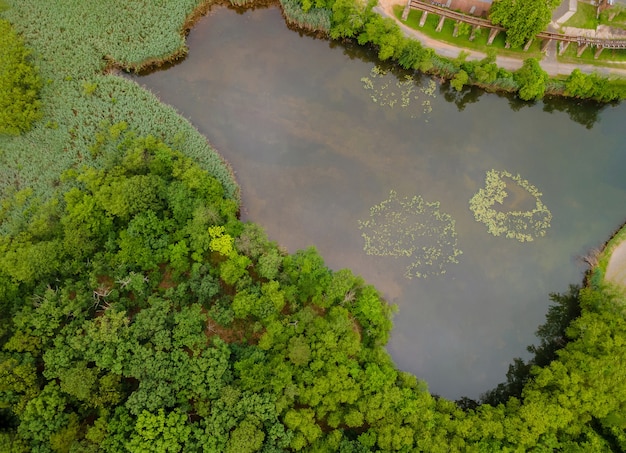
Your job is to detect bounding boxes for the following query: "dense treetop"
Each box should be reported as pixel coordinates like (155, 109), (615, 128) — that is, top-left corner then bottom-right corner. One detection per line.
(0, 130), (625, 452)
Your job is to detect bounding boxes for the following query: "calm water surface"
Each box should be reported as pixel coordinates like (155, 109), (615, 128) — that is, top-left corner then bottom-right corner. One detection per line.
(134, 6), (626, 399)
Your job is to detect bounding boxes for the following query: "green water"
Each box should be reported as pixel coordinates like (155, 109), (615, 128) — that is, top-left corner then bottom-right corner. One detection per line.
(133, 5), (626, 399)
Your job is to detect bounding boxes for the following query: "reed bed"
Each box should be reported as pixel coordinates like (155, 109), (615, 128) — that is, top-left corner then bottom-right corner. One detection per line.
(0, 0), (238, 231)
(279, 0), (331, 32)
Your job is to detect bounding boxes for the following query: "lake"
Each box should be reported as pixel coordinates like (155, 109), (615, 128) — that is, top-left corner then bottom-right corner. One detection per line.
(132, 5), (626, 399)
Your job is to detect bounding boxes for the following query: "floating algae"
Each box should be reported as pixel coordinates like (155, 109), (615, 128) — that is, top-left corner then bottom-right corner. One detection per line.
(360, 66), (436, 118)
(358, 190), (462, 279)
(469, 170), (552, 242)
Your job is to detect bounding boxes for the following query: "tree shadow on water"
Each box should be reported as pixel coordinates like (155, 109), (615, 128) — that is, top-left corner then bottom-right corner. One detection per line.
(440, 83), (484, 112)
(542, 95), (608, 130)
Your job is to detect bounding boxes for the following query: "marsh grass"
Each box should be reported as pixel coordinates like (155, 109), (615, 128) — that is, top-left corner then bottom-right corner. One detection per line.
(279, 0), (331, 32)
(0, 0), (238, 231)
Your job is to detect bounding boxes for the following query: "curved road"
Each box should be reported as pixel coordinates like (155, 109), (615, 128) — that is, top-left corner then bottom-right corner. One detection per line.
(375, 0), (626, 77)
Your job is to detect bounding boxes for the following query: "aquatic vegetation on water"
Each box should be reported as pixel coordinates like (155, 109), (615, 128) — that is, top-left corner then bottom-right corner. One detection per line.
(359, 190), (462, 279)
(360, 66), (436, 119)
(469, 170), (552, 242)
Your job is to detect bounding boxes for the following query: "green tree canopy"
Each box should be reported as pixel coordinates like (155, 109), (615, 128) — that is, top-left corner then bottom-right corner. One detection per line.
(514, 58), (549, 100)
(489, 0), (561, 48)
(1, 125), (625, 451)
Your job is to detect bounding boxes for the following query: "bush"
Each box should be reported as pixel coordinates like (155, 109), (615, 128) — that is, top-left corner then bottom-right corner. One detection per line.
(451, 69), (469, 91)
(564, 69), (626, 102)
(0, 19), (42, 135)
(514, 58), (548, 101)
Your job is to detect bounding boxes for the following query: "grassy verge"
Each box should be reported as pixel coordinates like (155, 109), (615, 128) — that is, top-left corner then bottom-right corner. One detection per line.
(557, 41), (626, 67)
(396, 6), (543, 59)
(0, 0), (238, 232)
(599, 8), (626, 27)
(562, 2), (598, 29)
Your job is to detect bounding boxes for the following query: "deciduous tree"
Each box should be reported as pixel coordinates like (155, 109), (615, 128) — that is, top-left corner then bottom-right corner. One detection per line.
(489, 0), (561, 48)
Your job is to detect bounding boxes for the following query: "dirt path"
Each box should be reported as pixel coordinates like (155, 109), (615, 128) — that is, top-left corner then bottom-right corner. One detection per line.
(375, 0), (626, 78)
(605, 241), (626, 287)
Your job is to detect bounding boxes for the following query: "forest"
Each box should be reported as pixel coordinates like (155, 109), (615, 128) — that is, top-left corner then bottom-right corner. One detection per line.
(1, 0), (626, 451)
(0, 125), (625, 452)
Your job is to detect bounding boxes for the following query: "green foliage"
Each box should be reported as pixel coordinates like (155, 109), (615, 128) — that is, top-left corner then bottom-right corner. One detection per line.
(279, 0), (332, 32)
(330, 0), (375, 39)
(226, 418), (265, 453)
(361, 16), (406, 61)
(0, 0), (239, 235)
(489, 0), (560, 48)
(397, 39), (434, 72)
(456, 22), (472, 38)
(127, 408), (191, 453)
(208, 225), (235, 257)
(564, 69), (626, 102)
(514, 58), (549, 101)
(518, 288), (626, 444)
(451, 69), (469, 92)
(481, 286), (581, 405)
(0, 19), (42, 135)
(0, 125), (625, 452)
(282, 247), (332, 304)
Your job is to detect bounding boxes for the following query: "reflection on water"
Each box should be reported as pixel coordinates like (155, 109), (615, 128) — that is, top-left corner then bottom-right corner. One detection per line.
(132, 5), (626, 399)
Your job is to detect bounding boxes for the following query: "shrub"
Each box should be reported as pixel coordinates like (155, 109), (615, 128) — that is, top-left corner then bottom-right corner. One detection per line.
(0, 19), (42, 135)
(514, 58), (548, 101)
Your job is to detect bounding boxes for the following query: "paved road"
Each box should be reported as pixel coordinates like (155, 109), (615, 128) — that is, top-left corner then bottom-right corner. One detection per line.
(375, 0), (626, 77)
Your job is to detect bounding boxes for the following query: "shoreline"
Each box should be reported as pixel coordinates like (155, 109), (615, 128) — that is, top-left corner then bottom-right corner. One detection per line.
(104, 0), (243, 204)
(375, 0), (626, 79)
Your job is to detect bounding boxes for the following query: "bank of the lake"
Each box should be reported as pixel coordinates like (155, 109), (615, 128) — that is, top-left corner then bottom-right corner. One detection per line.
(1, 0), (626, 451)
(377, 0), (626, 80)
(277, 0), (626, 101)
